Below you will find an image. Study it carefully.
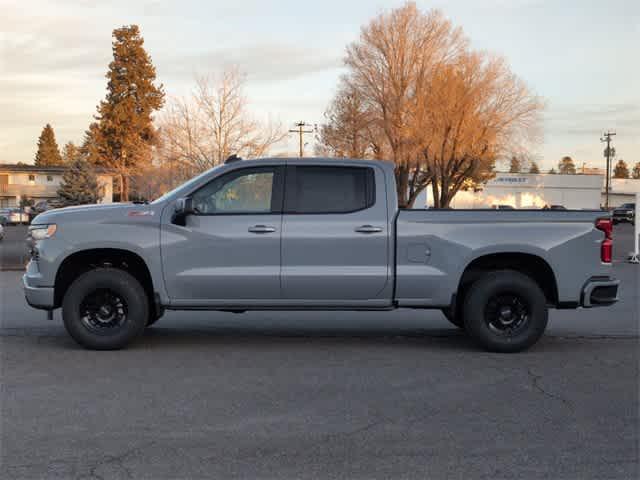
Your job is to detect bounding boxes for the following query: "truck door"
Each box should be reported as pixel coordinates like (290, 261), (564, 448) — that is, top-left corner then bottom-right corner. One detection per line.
(281, 164), (390, 302)
(161, 166), (284, 303)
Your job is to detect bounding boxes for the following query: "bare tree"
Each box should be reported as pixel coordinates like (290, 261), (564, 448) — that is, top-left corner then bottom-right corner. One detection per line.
(344, 3), (467, 206)
(159, 68), (286, 174)
(418, 52), (542, 207)
(333, 2), (542, 208)
(316, 79), (387, 159)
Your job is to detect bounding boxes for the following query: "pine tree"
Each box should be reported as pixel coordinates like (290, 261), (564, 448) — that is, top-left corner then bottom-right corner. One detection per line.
(80, 122), (103, 165)
(529, 162), (540, 174)
(632, 162), (640, 180)
(56, 158), (102, 206)
(61, 141), (80, 164)
(558, 156), (576, 175)
(509, 156), (521, 173)
(34, 124), (63, 166)
(613, 159), (630, 179)
(94, 25), (164, 201)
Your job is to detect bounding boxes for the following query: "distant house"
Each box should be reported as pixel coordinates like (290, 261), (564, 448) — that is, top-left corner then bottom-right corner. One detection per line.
(0, 164), (114, 208)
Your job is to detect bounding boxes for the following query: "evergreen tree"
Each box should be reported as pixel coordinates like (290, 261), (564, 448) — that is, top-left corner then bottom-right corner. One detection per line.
(509, 156), (521, 173)
(632, 162), (640, 180)
(558, 156), (576, 174)
(56, 158), (102, 206)
(94, 25), (164, 201)
(529, 162), (540, 174)
(613, 159), (630, 179)
(34, 124), (63, 166)
(61, 141), (80, 164)
(80, 122), (103, 165)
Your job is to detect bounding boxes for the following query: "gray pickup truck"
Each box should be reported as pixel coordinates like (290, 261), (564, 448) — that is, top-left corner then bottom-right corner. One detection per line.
(24, 157), (619, 352)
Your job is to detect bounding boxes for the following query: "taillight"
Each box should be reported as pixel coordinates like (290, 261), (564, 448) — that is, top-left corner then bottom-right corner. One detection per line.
(596, 218), (613, 263)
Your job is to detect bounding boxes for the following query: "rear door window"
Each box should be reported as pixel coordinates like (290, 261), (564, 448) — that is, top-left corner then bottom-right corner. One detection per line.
(285, 166), (375, 214)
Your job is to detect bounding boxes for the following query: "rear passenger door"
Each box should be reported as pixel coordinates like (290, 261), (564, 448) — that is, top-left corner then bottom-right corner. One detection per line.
(281, 164), (390, 302)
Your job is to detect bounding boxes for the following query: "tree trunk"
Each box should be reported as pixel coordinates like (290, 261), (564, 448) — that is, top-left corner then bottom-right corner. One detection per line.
(120, 174), (129, 202)
(406, 183), (429, 208)
(395, 165), (409, 208)
(431, 180), (440, 209)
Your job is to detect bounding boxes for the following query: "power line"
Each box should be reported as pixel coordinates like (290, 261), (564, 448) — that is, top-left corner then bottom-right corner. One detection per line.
(289, 121), (316, 157)
(601, 131), (616, 210)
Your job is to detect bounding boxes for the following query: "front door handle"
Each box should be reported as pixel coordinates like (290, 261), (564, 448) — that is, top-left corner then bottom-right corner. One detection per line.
(248, 225), (276, 234)
(355, 225), (383, 234)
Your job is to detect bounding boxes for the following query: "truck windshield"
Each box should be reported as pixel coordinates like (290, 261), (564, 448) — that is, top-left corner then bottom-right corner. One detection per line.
(150, 165), (225, 205)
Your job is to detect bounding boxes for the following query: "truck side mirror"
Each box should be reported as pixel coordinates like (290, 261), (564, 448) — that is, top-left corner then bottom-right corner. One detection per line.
(172, 197), (194, 226)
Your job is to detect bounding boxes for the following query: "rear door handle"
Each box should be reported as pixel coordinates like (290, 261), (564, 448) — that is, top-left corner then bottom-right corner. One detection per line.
(355, 225), (383, 234)
(248, 225), (276, 234)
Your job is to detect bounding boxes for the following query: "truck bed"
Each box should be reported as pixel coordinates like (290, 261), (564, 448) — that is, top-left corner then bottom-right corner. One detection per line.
(394, 209), (611, 308)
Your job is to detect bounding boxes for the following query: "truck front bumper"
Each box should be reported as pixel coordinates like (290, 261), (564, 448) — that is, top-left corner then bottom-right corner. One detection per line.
(23, 262), (55, 310)
(581, 277), (619, 307)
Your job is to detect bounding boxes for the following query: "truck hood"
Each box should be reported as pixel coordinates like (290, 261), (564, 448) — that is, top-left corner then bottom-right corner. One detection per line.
(32, 203), (154, 225)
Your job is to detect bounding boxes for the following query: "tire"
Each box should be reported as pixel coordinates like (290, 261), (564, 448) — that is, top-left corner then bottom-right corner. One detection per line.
(463, 270), (548, 353)
(62, 268), (149, 350)
(441, 307), (464, 329)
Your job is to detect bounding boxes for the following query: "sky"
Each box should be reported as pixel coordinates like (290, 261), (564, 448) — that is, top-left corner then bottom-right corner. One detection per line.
(1, 0), (638, 171)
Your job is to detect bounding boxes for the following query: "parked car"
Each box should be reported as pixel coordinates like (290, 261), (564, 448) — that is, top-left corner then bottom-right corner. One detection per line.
(493, 204), (515, 210)
(612, 203), (635, 225)
(542, 204), (567, 210)
(5, 209), (29, 225)
(0, 222), (4, 240)
(24, 157), (619, 352)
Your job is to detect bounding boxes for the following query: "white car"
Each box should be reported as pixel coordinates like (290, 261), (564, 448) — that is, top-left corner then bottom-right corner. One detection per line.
(0, 223), (4, 240)
(8, 209), (29, 225)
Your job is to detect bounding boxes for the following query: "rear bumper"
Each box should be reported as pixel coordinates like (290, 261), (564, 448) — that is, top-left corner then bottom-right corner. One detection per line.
(581, 277), (619, 307)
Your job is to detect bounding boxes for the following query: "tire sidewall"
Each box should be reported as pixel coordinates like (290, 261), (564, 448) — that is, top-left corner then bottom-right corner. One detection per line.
(464, 270), (548, 353)
(62, 268), (149, 350)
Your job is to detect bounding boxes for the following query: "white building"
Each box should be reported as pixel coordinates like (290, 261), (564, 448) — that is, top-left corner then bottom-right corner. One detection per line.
(416, 172), (605, 209)
(0, 164), (114, 208)
(606, 178), (640, 207)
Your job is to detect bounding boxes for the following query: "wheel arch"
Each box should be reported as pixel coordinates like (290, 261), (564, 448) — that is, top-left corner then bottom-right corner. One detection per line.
(54, 248), (156, 313)
(456, 252), (559, 310)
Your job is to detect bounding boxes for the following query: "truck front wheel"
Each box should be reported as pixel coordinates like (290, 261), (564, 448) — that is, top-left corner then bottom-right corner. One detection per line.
(62, 268), (149, 350)
(463, 270), (548, 353)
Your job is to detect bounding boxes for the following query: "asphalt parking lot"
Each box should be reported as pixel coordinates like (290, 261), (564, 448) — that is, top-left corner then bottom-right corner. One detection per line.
(1, 224), (638, 479)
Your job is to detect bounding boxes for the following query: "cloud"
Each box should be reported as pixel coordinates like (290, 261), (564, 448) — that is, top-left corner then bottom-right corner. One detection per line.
(545, 102), (640, 138)
(160, 44), (341, 85)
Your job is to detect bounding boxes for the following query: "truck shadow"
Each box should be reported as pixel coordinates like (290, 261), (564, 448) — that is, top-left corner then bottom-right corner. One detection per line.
(132, 326), (481, 353)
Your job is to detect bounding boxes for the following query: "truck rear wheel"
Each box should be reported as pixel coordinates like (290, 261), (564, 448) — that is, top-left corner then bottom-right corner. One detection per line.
(463, 270), (548, 353)
(62, 268), (149, 350)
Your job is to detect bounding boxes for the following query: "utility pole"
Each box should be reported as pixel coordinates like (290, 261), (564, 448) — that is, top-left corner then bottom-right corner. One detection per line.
(601, 131), (616, 209)
(289, 121), (315, 157)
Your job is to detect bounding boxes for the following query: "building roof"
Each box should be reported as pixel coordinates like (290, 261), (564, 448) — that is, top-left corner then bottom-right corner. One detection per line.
(0, 163), (113, 175)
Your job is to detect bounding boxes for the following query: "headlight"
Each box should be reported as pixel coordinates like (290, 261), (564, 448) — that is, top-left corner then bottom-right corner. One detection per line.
(28, 224), (57, 240)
